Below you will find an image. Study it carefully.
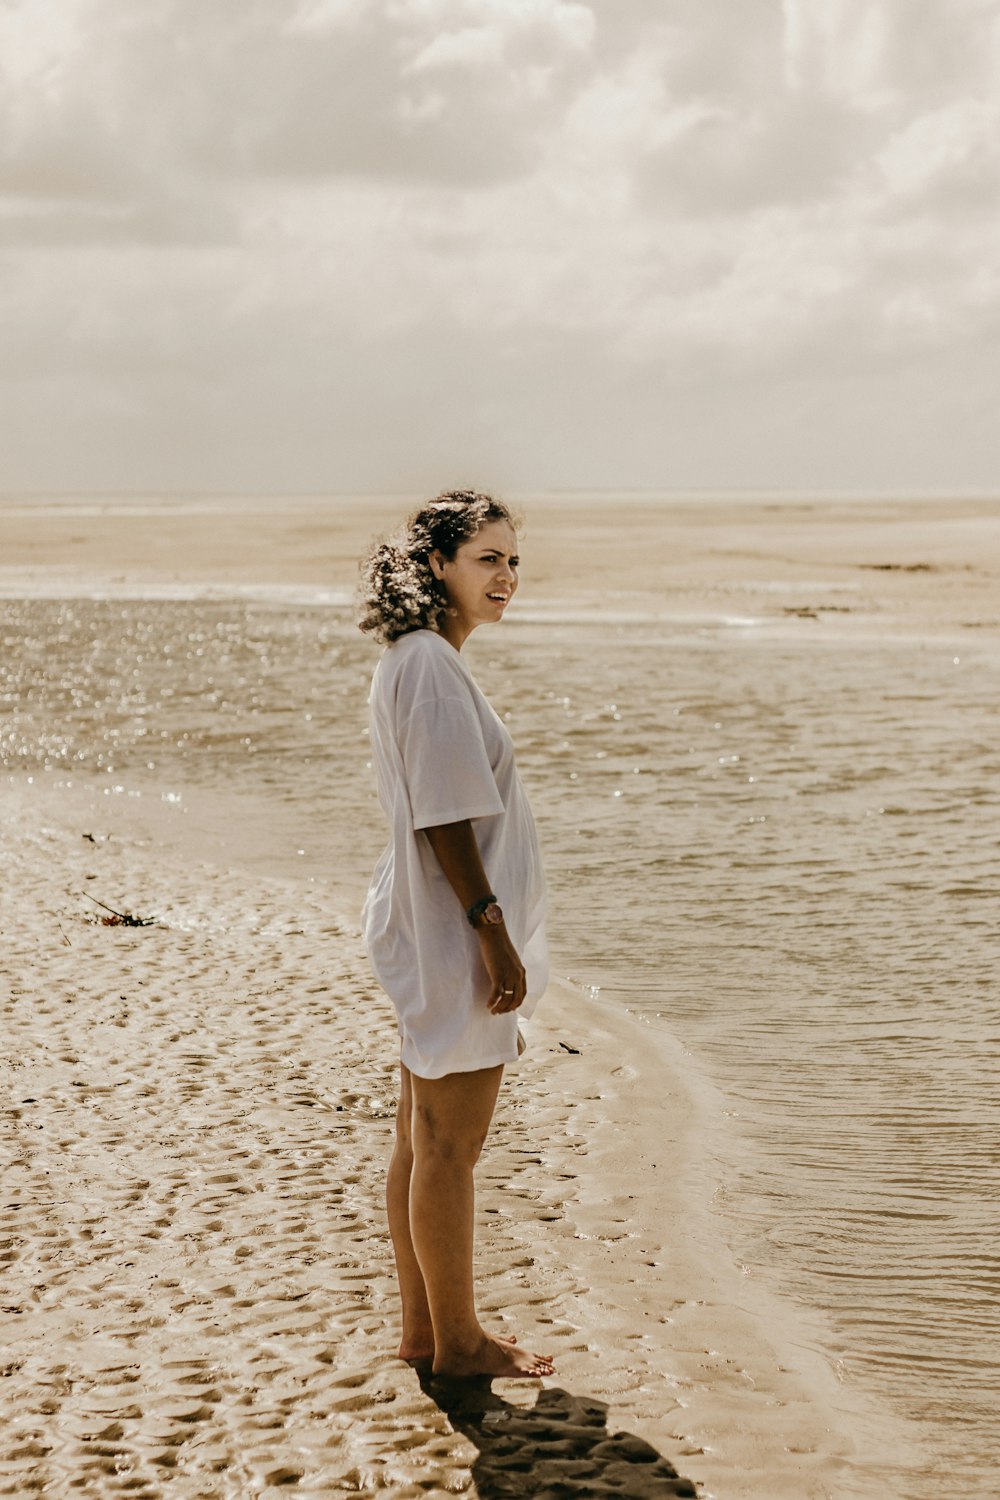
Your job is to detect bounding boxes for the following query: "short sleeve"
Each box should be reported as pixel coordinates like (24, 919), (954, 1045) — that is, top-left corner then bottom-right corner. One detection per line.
(399, 695), (506, 830)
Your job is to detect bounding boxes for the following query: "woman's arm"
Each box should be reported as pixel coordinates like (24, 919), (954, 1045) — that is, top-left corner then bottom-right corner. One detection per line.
(422, 819), (526, 1015)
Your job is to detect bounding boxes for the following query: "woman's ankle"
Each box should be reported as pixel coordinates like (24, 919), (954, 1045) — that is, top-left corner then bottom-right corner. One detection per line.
(431, 1326), (489, 1362)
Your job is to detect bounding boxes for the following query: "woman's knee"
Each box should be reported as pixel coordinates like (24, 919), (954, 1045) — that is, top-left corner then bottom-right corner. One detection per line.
(412, 1100), (487, 1168)
(409, 1064), (501, 1168)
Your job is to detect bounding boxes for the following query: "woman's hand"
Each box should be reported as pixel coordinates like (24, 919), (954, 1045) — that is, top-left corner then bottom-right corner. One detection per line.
(420, 818), (527, 1014)
(477, 925), (527, 1014)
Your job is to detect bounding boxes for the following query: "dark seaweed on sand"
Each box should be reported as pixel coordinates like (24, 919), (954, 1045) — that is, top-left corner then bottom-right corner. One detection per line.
(83, 894), (156, 927)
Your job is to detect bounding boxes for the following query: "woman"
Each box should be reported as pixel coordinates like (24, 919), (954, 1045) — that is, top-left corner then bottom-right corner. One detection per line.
(358, 490), (553, 1379)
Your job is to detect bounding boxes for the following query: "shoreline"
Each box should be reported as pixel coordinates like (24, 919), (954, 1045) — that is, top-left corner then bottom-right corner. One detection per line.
(2, 770), (919, 1497)
(2, 492), (967, 1494)
(3, 491), (998, 644)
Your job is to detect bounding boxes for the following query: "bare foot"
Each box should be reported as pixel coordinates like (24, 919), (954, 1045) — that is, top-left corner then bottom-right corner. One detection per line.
(399, 1346), (433, 1366)
(432, 1333), (554, 1379)
(400, 1331), (519, 1364)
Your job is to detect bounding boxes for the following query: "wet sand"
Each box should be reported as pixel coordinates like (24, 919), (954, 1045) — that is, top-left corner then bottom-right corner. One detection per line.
(2, 771), (896, 1500)
(5, 490), (987, 1498)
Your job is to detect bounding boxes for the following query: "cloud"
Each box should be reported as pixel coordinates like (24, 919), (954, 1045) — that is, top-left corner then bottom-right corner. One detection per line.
(636, 95), (865, 215)
(874, 97), (1000, 211)
(782, 0), (893, 104)
(0, 0), (241, 246)
(782, 0), (1000, 106)
(210, 0), (596, 184)
(1, 0), (999, 491)
(0, 0), (599, 249)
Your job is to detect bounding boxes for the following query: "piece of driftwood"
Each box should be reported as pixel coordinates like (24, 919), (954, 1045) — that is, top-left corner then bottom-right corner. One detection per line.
(83, 894), (156, 928)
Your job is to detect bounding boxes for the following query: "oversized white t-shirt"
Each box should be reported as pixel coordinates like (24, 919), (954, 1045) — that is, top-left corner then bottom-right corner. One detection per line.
(362, 629), (548, 1079)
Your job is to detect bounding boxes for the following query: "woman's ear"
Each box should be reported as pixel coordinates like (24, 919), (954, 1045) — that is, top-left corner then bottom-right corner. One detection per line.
(428, 548), (447, 582)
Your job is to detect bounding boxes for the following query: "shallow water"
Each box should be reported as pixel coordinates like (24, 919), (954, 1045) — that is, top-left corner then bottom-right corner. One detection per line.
(4, 592), (998, 1497)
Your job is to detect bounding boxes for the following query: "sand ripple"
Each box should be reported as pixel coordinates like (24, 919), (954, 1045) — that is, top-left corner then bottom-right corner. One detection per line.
(1, 795), (714, 1498)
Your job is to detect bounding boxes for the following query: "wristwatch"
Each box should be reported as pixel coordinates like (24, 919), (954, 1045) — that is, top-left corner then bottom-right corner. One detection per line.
(467, 893), (504, 928)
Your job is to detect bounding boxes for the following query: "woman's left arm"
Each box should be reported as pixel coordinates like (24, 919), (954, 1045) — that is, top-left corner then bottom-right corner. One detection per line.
(422, 818), (526, 1015)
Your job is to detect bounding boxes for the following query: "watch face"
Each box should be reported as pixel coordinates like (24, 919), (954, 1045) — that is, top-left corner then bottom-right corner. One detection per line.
(483, 902), (503, 926)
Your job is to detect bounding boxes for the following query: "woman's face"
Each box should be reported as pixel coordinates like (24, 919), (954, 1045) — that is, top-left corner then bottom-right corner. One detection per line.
(431, 519), (519, 642)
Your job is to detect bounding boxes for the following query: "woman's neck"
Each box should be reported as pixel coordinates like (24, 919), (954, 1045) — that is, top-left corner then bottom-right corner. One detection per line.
(437, 615), (472, 652)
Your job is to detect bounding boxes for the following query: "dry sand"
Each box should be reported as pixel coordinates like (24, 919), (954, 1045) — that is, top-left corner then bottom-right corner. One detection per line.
(4, 490), (981, 1498)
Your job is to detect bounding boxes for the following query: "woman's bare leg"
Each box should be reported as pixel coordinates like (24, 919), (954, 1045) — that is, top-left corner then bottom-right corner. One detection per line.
(387, 1060), (522, 1363)
(409, 1064), (554, 1378)
(386, 1061), (435, 1360)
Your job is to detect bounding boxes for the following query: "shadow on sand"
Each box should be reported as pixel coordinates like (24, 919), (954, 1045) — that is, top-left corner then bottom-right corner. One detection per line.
(418, 1371), (699, 1499)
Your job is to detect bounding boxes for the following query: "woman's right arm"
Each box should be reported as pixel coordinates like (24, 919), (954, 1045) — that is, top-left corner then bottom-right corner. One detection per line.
(422, 818), (526, 1015)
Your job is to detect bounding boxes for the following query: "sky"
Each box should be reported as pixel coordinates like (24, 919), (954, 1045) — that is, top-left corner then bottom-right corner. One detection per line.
(2, 0), (999, 497)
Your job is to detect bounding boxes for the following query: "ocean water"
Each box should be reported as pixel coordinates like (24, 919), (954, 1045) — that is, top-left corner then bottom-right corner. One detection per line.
(3, 589), (998, 1497)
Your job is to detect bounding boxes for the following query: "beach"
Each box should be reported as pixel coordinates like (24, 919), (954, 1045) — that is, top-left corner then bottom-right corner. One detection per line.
(3, 492), (998, 1498)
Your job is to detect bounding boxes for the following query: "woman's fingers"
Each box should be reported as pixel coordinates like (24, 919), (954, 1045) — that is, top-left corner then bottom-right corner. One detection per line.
(493, 974), (526, 1013)
(488, 975), (521, 1013)
(480, 935), (526, 1013)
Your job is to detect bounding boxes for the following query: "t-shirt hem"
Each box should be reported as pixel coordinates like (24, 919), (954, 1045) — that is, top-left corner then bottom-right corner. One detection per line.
(400, 1041), (522, 1080)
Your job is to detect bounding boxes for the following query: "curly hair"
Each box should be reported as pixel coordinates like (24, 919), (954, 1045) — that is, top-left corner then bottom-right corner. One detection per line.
(357, 490), (519, 645)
